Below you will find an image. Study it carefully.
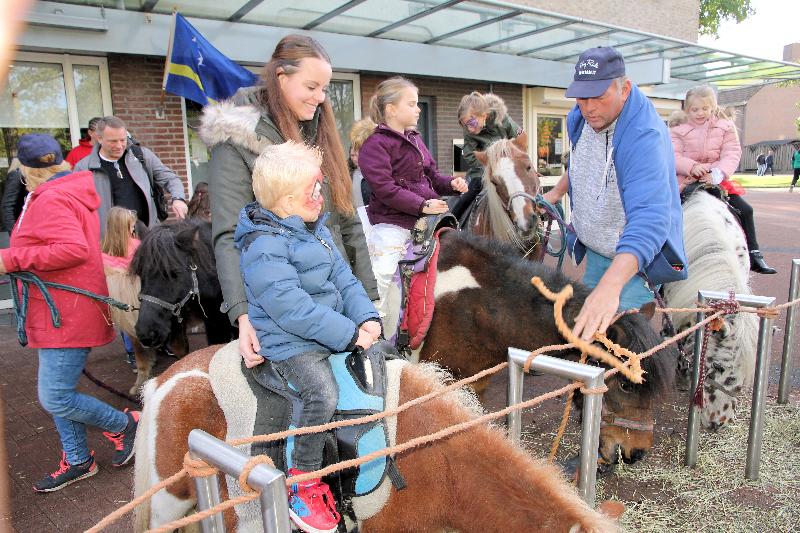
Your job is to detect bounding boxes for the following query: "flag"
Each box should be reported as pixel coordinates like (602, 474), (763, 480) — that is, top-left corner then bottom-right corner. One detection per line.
(163, 13), (258, 106)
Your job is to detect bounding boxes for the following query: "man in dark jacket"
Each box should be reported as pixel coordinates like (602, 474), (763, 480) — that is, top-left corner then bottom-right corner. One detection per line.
(1, 162), (26, 232)
(765, 151), (774, 176)
(74, 116), (187, 236)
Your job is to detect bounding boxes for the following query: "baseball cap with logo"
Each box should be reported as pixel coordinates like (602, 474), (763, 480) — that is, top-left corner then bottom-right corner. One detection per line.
(565, 46), (626, 99)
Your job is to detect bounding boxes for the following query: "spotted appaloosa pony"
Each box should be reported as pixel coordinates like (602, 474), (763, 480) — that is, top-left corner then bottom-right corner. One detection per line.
(663, 189), (757, 430)
(416, 230), (676, 465)
(467, 135), (543, 258)
(133, 345), (620, 532)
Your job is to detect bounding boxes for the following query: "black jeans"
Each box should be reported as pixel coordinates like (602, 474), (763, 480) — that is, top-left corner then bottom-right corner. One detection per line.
(792, 167), (800, 187)
(272, 351), (338, 471)
(728, 193), (758, 251)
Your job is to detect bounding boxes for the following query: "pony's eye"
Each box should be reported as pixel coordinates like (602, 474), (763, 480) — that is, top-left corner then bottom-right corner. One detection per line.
(618, 380), (634, 394)
(526, 166), (532, 172)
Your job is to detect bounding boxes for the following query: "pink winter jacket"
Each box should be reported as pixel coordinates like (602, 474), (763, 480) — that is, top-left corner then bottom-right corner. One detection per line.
(670, 116), (741, 187)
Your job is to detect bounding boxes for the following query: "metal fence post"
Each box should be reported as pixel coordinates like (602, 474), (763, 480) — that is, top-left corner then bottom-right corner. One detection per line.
(189, 452), (225, 533)
(507, 348), (606, 506)
(684, 291), (706, 468)
(778, 259), (800, 404)
(507, 353), (524, 445)
(746, 300), (776, 480)
(682, 290), (775, 479)
(188, 430), (292, 533)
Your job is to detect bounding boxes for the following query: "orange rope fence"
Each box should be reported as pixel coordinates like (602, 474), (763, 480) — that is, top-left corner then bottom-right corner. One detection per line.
(86, 281), (800, 533)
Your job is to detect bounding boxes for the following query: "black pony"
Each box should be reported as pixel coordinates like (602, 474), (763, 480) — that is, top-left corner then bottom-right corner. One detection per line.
(130, 219), (233, 384)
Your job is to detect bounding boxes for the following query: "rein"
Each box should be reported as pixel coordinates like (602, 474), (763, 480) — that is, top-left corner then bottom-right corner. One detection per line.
(502, 191), (567, 268)
(7, 271), (135, 347)
(137, 264), (204, 323)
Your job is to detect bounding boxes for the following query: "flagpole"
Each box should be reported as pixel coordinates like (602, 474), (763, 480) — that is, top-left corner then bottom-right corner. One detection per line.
(159, 10), (177, 118)
(162, 10), (177, 91)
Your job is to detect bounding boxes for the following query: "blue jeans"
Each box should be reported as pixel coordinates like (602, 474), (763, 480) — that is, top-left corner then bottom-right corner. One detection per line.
(121, 332), (134, 354)
(38, 348), (128, 465)
(582, 248), (655, 311)
(272, 351), (338, 471)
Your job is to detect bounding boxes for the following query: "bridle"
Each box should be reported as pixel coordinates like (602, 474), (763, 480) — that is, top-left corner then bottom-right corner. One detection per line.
(138, 263), (202, 323)
(600, 403), (654, 433)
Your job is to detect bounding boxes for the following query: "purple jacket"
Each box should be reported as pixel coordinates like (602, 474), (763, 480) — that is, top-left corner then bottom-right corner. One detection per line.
(360, 124), (456, 229)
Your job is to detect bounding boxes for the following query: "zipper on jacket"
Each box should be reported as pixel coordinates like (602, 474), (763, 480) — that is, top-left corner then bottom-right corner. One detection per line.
(315, 234), (332, 253)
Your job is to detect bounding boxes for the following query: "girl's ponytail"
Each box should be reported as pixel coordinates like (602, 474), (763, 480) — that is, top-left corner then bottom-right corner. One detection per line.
(370, 77), (417, 125)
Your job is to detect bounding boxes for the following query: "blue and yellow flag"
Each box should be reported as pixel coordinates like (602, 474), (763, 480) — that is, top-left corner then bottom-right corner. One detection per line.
(163, 13), (258, 106)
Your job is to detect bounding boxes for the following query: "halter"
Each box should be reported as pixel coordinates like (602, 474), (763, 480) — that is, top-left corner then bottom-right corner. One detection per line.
(138, 263), (201, 323)
(600, 403), (654, 433)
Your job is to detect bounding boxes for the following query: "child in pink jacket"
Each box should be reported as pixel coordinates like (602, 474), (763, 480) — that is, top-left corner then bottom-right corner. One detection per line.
(670, 85), (776, 274)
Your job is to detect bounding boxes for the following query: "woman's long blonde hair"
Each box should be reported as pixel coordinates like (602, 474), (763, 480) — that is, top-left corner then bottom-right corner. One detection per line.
(101, 206), (137, 257)
(256, 35), (354, 217)
(20, 152), (71, 192)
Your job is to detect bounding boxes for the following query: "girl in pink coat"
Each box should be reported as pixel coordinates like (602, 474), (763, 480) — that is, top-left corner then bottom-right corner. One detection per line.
(670, 85), (776, 274)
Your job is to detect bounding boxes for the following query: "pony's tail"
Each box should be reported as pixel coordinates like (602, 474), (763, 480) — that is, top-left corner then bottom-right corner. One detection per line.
(133, 379), (156, 532)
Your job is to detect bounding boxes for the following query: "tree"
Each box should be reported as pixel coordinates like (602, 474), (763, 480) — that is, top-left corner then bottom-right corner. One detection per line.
(699, 0), (755, 36)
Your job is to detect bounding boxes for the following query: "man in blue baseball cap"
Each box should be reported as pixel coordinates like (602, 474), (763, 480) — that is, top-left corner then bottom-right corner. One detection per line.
(545, 46), (688, 340)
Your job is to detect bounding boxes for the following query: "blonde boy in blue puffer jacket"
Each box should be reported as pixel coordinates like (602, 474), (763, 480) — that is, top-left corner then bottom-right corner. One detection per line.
(234, 141), (380, 533)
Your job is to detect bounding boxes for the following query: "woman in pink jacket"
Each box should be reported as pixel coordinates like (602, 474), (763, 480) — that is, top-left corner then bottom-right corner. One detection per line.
(0, 134), (139, 492)
(670, 85), (776, 274)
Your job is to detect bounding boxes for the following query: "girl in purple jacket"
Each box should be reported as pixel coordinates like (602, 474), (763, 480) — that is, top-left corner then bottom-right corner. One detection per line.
(358, 77), (467, 329)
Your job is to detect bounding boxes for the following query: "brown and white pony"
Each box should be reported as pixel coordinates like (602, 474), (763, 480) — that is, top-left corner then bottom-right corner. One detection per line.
(133, 345), (620, 532)
(415, 230), (675, 464)
(466, 135), (544, 259)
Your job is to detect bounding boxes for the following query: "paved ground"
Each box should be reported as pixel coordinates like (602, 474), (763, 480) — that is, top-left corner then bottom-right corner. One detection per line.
(1, 188), (798, 532)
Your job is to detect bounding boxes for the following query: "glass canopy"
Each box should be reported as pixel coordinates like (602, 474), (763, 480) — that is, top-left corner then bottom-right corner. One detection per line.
(55, 0), (800, 90)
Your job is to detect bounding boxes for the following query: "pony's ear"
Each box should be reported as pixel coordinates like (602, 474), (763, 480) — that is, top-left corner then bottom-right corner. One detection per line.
(604, 322), (629, 347)
(474, 150), (488, 166)
(639, 301), (656, 320)
(175, 225), (197, 252)
(512, 131), (528, 153)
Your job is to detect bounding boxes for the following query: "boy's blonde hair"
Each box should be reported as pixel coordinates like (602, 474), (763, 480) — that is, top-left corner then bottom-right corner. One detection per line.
(102, 206), (138, 257)
(349, 118), (377, 153)
(457, 91), (489, 122)
(684, 85), (735, 121)
(483, 93), (508, 124)
(369, 77), (417, 124)
(253, 141), (323, 209)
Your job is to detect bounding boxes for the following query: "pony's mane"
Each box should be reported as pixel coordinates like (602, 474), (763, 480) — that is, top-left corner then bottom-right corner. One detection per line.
(451, 231), (674, 393)
(480, 139), (524, 244)
(130, 219), (215, 279)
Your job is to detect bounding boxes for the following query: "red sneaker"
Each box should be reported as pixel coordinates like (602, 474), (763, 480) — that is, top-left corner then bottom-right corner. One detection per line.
(286, 468), (341, 533)
(102, 408), (140, 466)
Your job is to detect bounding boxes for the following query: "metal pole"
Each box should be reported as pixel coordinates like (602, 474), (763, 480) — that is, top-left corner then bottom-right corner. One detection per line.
(507, 353), (523, 444)
(682, 291), (776, 474)
(746, 309), (776, 479)
(684, 292), (706, 468)
(188, 430), (292, 533)
(190, 458), (224, 533)
(778, 259), (800, 404)
(507, 348), (606, 506)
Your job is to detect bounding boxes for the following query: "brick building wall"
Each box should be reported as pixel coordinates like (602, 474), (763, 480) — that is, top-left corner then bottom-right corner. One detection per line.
(512, 0), (700, 42)
(360, 75), (523, 174)
(107, 55), (189, 197)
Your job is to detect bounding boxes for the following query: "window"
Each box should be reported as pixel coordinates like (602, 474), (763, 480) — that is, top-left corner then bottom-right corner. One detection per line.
(536, 114), (565, 175)
(0, 52), (112, 186)
(0, 52), (112, 309)
(182, 72), (361, 191)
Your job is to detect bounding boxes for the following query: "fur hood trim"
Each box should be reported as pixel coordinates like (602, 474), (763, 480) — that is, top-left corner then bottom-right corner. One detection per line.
(199, 99), (275, 155)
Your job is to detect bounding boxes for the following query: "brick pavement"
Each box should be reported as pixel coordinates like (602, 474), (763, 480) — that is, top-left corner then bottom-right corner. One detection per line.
(1, 189), (798, 532)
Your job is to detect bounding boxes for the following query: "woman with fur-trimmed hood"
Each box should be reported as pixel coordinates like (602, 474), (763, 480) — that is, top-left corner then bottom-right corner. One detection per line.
(199, 35), (377, 369)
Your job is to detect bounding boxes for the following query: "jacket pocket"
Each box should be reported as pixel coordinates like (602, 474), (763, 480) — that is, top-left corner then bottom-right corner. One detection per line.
(644, 240), (687, 284)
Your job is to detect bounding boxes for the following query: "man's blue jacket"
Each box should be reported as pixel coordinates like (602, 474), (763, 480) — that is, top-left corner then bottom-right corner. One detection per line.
(566, 83), (688, 284)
